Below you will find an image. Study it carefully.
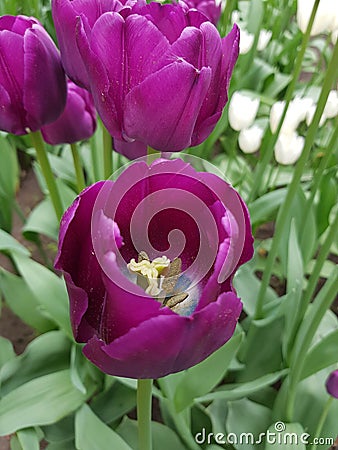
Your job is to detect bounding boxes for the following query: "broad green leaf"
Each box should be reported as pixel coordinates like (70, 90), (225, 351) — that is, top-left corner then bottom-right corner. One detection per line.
(196, 370), (288, 403)
(0, 229), (30, 257)
(75, 404), (132, 450)
(0, 370), (87, 435)
(23, 199), (59, 241)
(42, 415), (75, 444)
(17, 428), (39, 450)
(316, 172), (337, 235)
(249, 188), (287, 225)
(301, 329), (338, 380)
(0, 336), (15, 369)
(117, 417), (187, 450)
(227, 398), (271, 450)
(46, 441), (75, 450)
(0, 331), (71, 395)
(174, 333), (244, 411)
(90, 381), (136, 424)
(70, 344), (87, 395)
(12, 254), (72, 336)
(286, 221), (304, 294)
(264, 423), (307, 449)
(0, 269), (55, 332)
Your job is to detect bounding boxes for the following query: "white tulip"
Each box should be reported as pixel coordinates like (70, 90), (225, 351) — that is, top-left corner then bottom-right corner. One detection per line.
(231, 10), (241, 23)
(274, 132), (305, 165)
(270, 97), (313, 134)
(238, 125), (264, 154)
(257, 29), (272, 51)
(228, 92), (260, 131)
(297, 0), (338, 36)
(239, 29), (254, 54)
(306, 105), (326, 127)
(324, 90), (338, 119)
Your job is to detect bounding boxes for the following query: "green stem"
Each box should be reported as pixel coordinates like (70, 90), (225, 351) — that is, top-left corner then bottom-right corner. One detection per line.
(253, 39), (338, 320)
(248, 0), (321, 202)
(70, 143), (86, 193)
(147, 146), (160, 165)
(286, 267), (338, 421)
(30, 130), (63, 221)
(102, 126), (112, 179)
(310, 397), (334, 450)
(137, 379), (153, 450)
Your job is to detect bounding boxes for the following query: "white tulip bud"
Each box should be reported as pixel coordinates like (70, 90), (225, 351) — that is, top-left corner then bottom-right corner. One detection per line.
(270, 97), (313, 134)
(238, 125), (264, 154)
(324, 90), (338, 119)
(297, 0), (338, 36)
(257, 29), (272, 51)
(274, 132), (305, 165)
(239, 29), (255, 54)
(228, 92), (260, 131)
(306, 105), (326, 127)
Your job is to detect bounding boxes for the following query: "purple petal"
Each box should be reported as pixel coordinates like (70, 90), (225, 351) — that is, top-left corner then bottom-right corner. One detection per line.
(83, 291), (241, 378)
(23, 24), (67, 130)
(113, 138), (147, 159)
(124, 61), (211, 151)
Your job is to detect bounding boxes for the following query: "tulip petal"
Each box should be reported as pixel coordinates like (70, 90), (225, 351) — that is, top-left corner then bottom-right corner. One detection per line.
(55, 182), (109, 341)
(113, 138), (147, 159)
(83, 291), (241, 378)
(0, 83), (25, 135)
(52, 0), (90, 88)
(24, 25), (67, 130)
(124, 61), (211, 151)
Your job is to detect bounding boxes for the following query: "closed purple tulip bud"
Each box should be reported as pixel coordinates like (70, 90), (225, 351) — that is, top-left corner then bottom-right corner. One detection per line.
(41, 80), (96, 145)
(73, 1), (239, 152)
(0, 15), (67, 135)
(52, 0), (138, 89)
(326, 370), (338, 399)
(180, 0), (221, 25)
(55, 158), (254, 379)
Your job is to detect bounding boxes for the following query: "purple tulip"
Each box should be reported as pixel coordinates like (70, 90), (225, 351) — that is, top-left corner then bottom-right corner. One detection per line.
(52, 0), (138, 89)
(41, 80), (96, 145)
(54, 0), (239, 152)
(55, 158), (253, 379)
(326, 370), (338, 399)
(181, 0), (221, 25)
(0, 15), (67, 135)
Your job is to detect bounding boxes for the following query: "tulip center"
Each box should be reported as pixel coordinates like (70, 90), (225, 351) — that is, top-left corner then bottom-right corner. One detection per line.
(127, 251), (188, 309)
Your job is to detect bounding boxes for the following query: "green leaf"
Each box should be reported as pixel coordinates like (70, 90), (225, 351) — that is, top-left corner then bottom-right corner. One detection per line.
(227, 399), (271, 450)
(174, 333), (243, 412)
(12, 254), (72, 337)
(301, 329), (338, 380)
(0, 229), (30, 257)
(0, 336), (15, 369)
(264, 423), (307, 449)
(316, 172), (337, 235)
(117, 417), (187, 450)
(196, 370), (288, 403)
(0, 269), (56, 332)
(17, 428), (39, 450)
(75, 404), (132, 450)
(0, 136), (18, 231)
(23, 198), (59, 241)
(90, 381), (136, 424)
(70, 344), (87, 395)
(0, 331), (71, 396)
(249, 189), (287, 225)
(0, 370), (87, 435)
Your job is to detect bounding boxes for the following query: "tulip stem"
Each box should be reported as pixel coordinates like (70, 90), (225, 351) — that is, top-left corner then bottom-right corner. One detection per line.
(70, 143), (86, 193)
(310, 397), (334, 450)
(30, 130), (63, 221)
(137, 379), (153, 450)
(102, 125), (112, 179)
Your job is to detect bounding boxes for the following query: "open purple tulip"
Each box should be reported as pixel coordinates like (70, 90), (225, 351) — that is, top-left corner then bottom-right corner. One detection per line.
(181, 0), (221, 25)
(55, 158), (253, 379)
(326, 370), (338, 399)
(0, 15), (67, 135)
(41, 80), (96, 145)
(55, 0), (239, 152)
